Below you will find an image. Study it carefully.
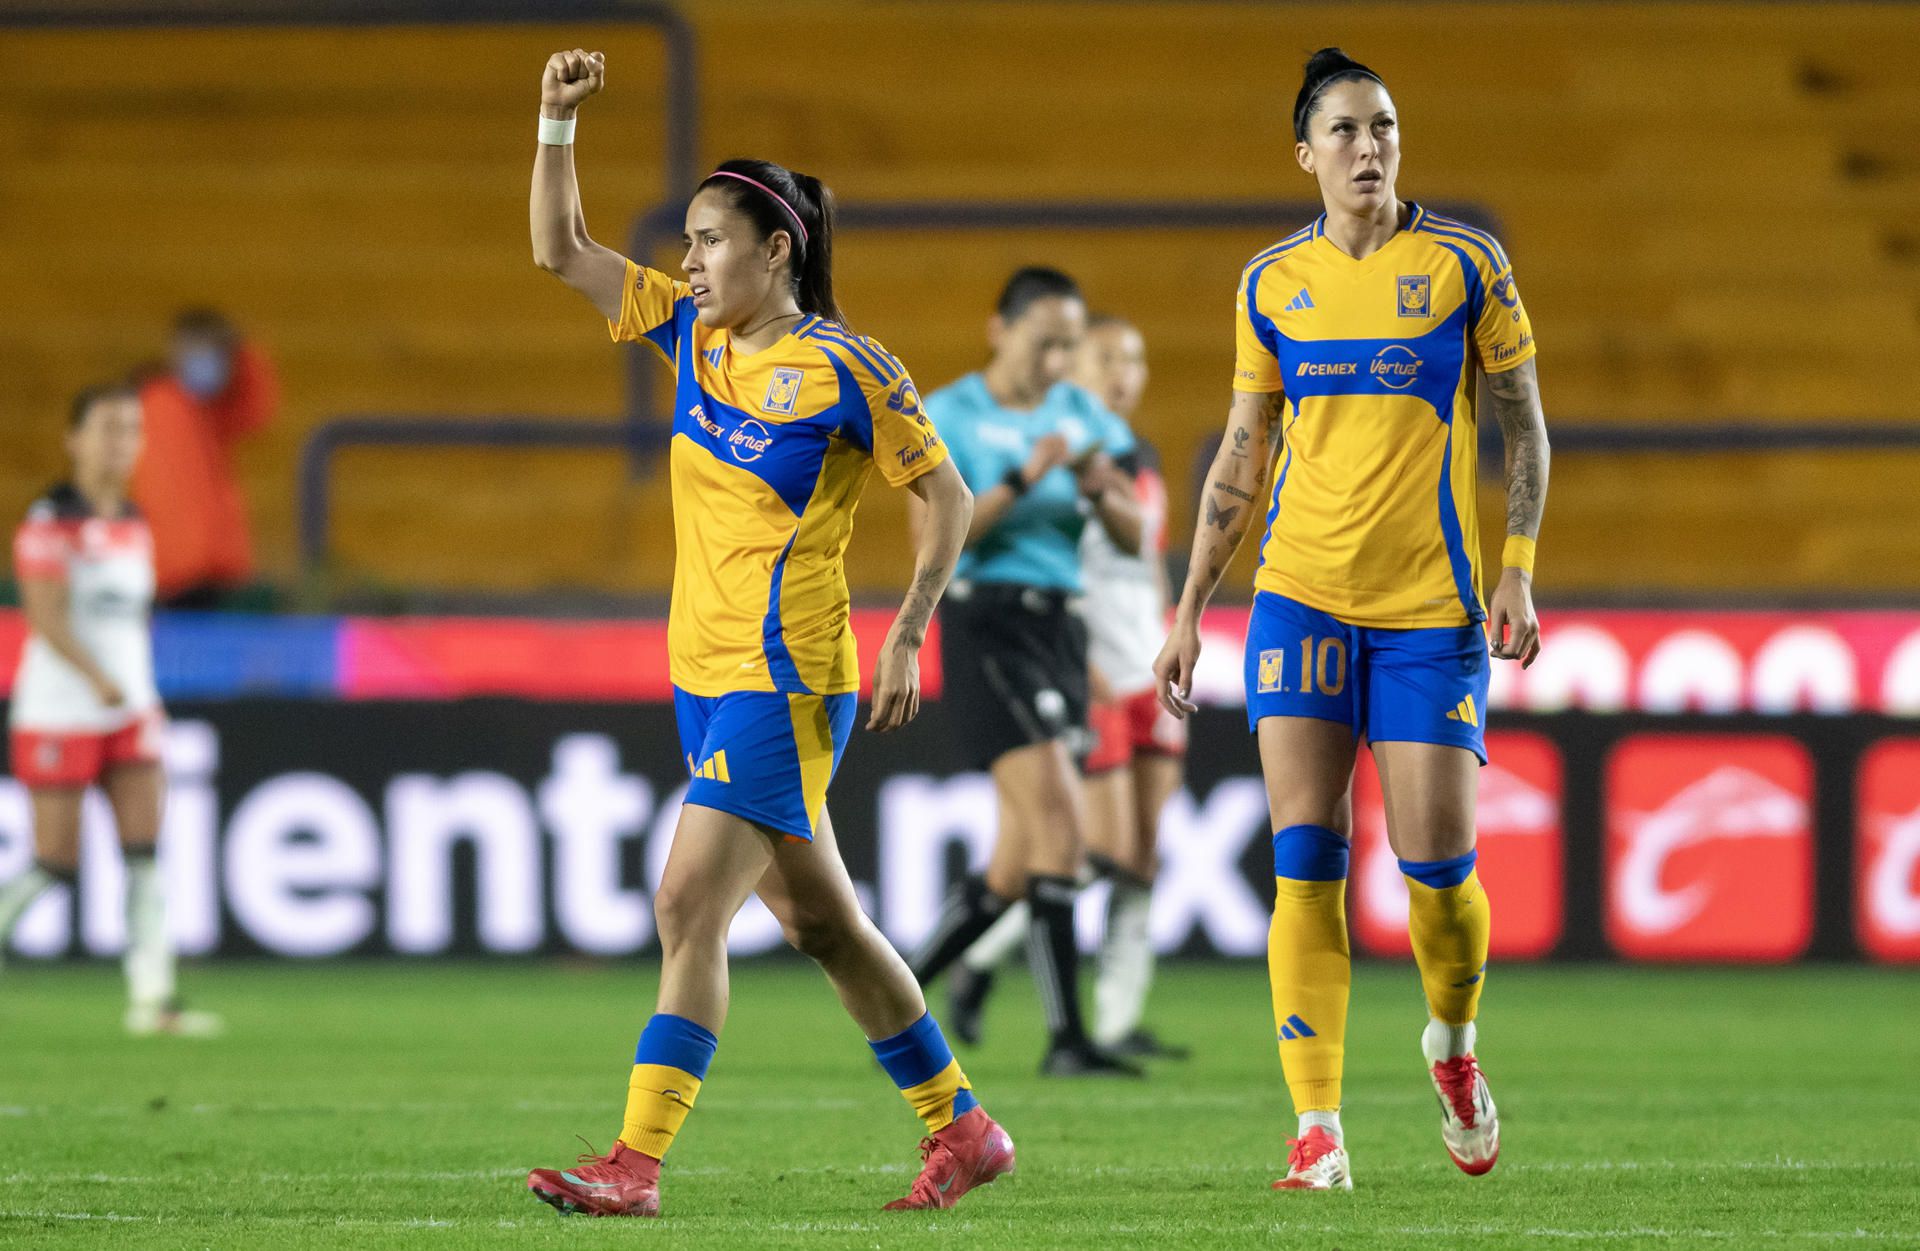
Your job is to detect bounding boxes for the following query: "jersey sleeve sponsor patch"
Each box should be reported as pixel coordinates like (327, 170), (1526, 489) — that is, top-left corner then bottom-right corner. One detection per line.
(608, 258), (696, 363)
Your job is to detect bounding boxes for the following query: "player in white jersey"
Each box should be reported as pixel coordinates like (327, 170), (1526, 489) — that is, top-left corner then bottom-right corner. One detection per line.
(0, 385), (220, 1037)
(1070, 315), (1188, 1058)
(947, 316), (1189, 1059)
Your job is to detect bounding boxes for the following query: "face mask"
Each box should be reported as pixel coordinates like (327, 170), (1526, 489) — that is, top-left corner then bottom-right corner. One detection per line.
(178, 348), (232, 398)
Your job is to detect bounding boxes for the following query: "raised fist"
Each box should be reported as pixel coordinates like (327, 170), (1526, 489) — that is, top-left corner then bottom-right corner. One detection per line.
(541, 49), (605, 114)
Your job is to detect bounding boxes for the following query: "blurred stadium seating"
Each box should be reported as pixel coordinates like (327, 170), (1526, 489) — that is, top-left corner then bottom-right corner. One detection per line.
(3, 2), (1919, 603)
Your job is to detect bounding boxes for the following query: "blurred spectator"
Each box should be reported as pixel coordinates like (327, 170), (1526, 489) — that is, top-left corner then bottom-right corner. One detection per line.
(131, 308), (278, 608)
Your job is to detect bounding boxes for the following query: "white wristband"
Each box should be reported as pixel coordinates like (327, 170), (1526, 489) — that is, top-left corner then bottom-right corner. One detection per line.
(537, 114), (576, 146)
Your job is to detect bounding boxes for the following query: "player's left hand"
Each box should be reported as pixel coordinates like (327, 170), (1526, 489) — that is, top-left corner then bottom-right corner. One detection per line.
(1488, 567), (1541, 667)
(867, 626), (922, 732)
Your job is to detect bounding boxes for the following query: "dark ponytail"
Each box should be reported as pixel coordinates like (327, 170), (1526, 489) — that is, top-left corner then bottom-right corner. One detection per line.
(1292, 47), (1386, 142)
(698, 157), (847, 327)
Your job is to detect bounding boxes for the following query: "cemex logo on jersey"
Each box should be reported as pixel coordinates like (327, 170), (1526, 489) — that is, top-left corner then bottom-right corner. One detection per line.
(1351, 733), (1564, 959)
(1604, 736), (1813, 962)
(1855, 739), (1920, 962)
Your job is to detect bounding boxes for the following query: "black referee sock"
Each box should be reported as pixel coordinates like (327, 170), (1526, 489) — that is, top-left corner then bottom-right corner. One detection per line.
(1026, 874), (1090, 1048)
(909, 874), (1009, 985)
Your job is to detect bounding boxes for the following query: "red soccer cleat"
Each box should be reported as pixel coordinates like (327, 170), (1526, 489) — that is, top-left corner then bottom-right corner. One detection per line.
(882, 1106), (1016, 1211)
(526, 1139), (662, 1217)
(1271, 1126), (1353, 1191)
(1429, 1053), (1501, 1176)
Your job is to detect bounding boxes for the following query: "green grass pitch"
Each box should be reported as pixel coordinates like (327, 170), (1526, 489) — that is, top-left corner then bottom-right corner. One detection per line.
(2, 960), (1917, 1249)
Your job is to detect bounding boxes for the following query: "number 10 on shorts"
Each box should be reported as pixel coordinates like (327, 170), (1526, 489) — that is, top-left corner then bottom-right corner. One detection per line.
(1257, 636), (1348, 695)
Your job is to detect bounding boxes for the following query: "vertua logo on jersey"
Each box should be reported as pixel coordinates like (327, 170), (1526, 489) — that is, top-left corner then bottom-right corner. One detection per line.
(728, 418), (773, 463)
(1370, 344), (1421, 390)
(1396, 274), (1431, 318)
(1352, 732), (1564, 959)
(1604, 735), (1813, 962)
(1855, 739), (1920, 962)
(763, 367), (803, 416)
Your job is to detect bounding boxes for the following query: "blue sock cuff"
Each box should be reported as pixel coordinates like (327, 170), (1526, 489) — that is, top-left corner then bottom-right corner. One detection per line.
(1273, 824), (1350, 881)
(869, 1012), (955, 1091)
(634, 1012), (719, 1077)
(1399, 849), (1478, 890)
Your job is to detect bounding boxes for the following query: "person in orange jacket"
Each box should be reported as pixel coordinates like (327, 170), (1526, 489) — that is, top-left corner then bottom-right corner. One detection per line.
(131, 308), (278, 608)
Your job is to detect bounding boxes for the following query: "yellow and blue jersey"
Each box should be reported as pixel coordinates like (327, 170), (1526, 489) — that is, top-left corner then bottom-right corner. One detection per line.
(611, 259), (946, 697)
(1233, 204), (1536, 628)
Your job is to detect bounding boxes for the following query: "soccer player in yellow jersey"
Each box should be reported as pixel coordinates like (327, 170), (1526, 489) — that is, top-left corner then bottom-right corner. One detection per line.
(1156, 48), (1551, 1192)
(523, 50), (1012, 1217)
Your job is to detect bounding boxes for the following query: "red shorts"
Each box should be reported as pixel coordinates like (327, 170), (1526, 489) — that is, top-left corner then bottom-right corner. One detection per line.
(8, 710), (165, 789)
(1084, 687), (1187, 775)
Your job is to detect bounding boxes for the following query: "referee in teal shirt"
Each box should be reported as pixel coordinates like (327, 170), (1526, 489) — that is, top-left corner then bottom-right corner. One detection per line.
(909, 267), (1144, 1077)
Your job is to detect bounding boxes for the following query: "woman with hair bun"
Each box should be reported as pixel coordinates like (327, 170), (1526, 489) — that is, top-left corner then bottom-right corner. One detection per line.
(1155, 47), (1551, 1191)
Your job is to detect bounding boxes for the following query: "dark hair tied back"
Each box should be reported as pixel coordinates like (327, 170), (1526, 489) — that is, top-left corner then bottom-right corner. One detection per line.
(699, 158), (846, 326)
(1293, 47), (1386, 142)
(995, 266), (1082, 322)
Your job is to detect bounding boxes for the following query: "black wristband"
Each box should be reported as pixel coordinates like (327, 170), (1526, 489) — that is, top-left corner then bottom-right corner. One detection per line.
(1001, 467), (1030, 497)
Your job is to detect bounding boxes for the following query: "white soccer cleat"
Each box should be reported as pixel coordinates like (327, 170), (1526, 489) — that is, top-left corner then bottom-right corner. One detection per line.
(1270, 1126), (1353, 1191)
(126, 1001), (226, 1038)
(1424, 1025), (1499, 1176)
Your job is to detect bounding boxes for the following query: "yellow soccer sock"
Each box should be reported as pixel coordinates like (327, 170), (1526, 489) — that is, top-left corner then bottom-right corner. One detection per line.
(1268, 824), (1352, 1114)
(1400, 852), (1492, 1027)
(871, 1012), (979, 1134)
(619, 1013), (719, 1159)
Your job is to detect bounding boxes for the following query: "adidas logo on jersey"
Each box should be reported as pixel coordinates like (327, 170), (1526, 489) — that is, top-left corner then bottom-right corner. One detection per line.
(1445, 695), (1480, 727)
(1284, 288), (1315, 312)
(703, 345), (724, 368)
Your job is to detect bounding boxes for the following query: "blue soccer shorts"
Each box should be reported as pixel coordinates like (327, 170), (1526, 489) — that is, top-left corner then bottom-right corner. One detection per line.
(1243, 591), (1491, 764)
(672, 687), (858, 841)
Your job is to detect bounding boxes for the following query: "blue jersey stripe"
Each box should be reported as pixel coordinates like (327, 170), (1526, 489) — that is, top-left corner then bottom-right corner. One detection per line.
(1256, 433), (1293, 571)
(761, 531), (812, 692)
(1429, 239), (1485, 328)
(1247, 225), (1313, 270)
(1434, 422), (1484, 622)
(1421, 216), (1509, 271)
(804, 324), (897, 383)
(1424, 213), (1508, 267)
(1242, 254), (1289, 359)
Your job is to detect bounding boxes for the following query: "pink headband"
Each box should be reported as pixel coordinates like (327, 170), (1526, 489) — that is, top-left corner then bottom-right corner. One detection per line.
(706, 170), (809, 248)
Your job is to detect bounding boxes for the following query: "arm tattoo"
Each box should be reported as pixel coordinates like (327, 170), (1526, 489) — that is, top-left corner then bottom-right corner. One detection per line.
(1487, 359), (1550, 541)
(1259, 391), (1286, 441)
(1211, 481), (1255, 503)
(1229, 426), (1251, 459)
(1204, 496), (1242, 531)
(895, 566), (947, 641)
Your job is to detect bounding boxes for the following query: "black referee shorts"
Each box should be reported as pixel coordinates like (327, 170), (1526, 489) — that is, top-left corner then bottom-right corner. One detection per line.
(938, 581), (1091, 771)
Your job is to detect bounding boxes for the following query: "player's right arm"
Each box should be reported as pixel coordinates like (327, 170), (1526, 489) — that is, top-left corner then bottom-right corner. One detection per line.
(14, 521), (123, 706)
(1153, 388), (1284, 717)
(529, 49), (627, 321)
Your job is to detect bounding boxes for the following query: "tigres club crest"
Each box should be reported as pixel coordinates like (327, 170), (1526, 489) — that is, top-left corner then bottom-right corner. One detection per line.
(762, 367), (804, 416)
(1396, 274), (1431, 318)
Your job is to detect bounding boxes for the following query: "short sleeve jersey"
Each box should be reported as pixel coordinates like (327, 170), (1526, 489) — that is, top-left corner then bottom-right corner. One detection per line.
(9, 484), (160, 732)
(1233, 204), (1536, 627)
(610, 260), (947, 696)
(928, 374), (1135, 594)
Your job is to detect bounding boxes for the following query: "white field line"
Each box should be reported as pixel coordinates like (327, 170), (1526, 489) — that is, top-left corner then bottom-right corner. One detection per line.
(1, 1210), (1913, 1242)
(5, 1158), (1917, 1187)
(8, 1087), (1911, 1120)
